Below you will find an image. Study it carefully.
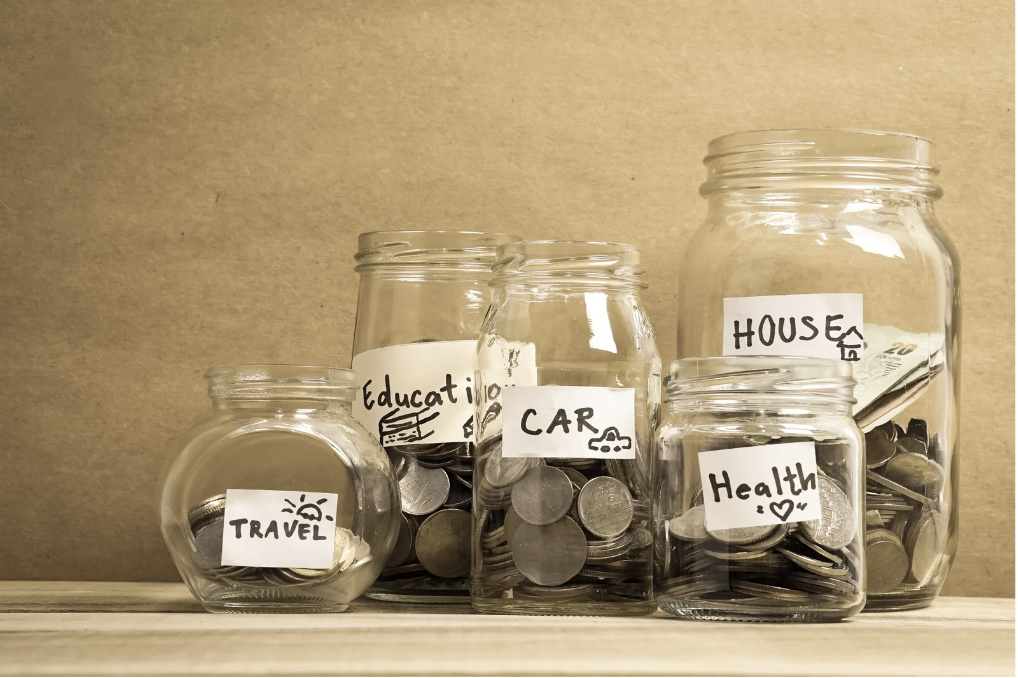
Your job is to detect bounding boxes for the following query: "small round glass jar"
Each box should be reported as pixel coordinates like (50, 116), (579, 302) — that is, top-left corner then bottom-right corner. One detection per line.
(654, 356), (865, 622)
(676, 130), (959, 610)
(351, 230), (515, 602)
(473, 241), (661, 616)
(158, 365), (400, 613)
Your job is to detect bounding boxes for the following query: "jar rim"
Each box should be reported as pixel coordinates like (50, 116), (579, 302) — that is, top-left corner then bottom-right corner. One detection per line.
(355, 230), (517, 270)
(492, 240), (645, 288)
(205, 365), (356, 401)
(666, 356), (856, 405)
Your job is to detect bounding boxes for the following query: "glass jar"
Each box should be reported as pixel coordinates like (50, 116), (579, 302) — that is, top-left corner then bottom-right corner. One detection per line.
(351, 230), (514, 602)
(676, 129), (959, 611)
(472, 241), (661, 616)
(654, 356), (866, 622)
(158, 365), (400, 613)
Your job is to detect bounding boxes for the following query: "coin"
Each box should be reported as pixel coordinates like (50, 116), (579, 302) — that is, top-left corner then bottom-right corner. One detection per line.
(443, 477), (472, 509)
(865, 528), (909, 593)
(883, 453), (944, 499)
(740, 522), (790, 551)
(706, 522), (777, 546)
(188, 494), (226, 532)
(731, 580), (810, 602)
(668, 505), (708, 541)
(866, 469), (931, 504)
(510, 516), (587, 586)
(482, 438), (538, 488)
(193, 517), (225, 569)
(385, 513), (416, 568)
(801, 476), (855, 550)
(398, 460), (451, 515)
(560, 467), (590, 489)
(865, 421), (897, 468)
(904, 509), (948, 583)
(576, 476), (635, 539)
(415, 508), (471, 578)
(511, 466), (575, 526)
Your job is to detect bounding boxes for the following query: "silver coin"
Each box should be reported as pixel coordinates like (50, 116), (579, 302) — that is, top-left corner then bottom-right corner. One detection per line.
(384, 513), (416, 568)
(576, 476), (634, 539)
(289, 526), (358, 578)
(559, 466), (590, 489)
(801, 476), (855, 550)
(740, 522), (790, 551)
(866, 469), (931, 504)
(883, 453), (945, 500)
(415, 509), (471, 578)
(865, 528), (909, 593)
(193, 517), (224, 569)
(730, 579), (810, 602)
(503, 506), (524, 545)
(904, 509), (948, 583)
(482, 439), (539, 488)
(443, 477), (472, 509)
(511, 466), (574, 526)
(706, 522), (777, 546)
(668, 505), (709, 541)
(865, 423), (897, 469)
(398, 460), (451, 515)
(510, 516), (587, 586)
(187, 494), (226, 532)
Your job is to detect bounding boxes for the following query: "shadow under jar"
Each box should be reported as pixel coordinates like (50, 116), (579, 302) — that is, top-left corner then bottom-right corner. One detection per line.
(654, 356), (866, 622)
(472, 241), (661, 616)
(675, 130), (960, 611)
(158, 366), (400, 613)
(351, 230), (515, 603)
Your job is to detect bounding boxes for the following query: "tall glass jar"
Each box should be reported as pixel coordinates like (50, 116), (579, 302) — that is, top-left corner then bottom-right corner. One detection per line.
(158, 365), (400, 613)
(473, 241), (661, 616)
(352, 230), (514, 602)
(676, 129), (959, 611)
(654, 356), (866, 622)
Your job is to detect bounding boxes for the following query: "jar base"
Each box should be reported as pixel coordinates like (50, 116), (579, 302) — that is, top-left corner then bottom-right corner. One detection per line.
(202, 601), (349, 614)
(364, 591), (468, 604)
(863, 590), (937, 612)
(472, 597), (656, 617)
(658, 600), (856, 623)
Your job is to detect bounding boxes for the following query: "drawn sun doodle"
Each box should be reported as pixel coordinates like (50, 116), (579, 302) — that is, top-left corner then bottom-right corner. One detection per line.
(282, 494), (334, 522)
(587, 427), (633, 454)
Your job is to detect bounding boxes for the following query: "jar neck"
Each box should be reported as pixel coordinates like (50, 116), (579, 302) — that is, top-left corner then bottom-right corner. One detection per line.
(205, 366), (356, 412)
(701, 129), (943, 200)
(212, 398), (352, 414)
(354, 230), (513, 281)
(666, 393), (852, 417)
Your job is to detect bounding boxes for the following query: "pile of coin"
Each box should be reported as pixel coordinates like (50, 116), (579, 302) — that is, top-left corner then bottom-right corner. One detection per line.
(371, 442), (473, 596)
(471, 436), (653, 608)
(657, 438), (863, 612)
(863, 417), (949, 594)
(186, 494), (360, 586)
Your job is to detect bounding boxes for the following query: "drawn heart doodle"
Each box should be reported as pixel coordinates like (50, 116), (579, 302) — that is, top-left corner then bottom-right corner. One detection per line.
(769, 499), (795, 522)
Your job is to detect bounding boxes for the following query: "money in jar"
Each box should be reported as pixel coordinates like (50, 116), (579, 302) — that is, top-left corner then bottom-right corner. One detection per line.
(473, 241), (660, 616)
(351, 231), (514, 602)
(654, 357), (866, 622)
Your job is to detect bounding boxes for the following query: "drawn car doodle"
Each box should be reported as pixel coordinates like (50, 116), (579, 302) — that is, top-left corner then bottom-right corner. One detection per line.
(281, 494), (334, 522)
(378, 407), (440, 446)
(587, 427), (633, 454)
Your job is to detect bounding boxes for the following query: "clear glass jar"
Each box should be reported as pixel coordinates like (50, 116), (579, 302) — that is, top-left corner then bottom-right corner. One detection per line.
(654, 356), (866, 622)
(676, 129), (959, 611)
(158, 365), (400, 613)
(352, 230), (514, 602)
(472, 241), (661, 616)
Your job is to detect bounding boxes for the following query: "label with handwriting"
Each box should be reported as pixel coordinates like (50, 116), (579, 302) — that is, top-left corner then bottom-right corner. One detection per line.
(220, 489), (339, 569)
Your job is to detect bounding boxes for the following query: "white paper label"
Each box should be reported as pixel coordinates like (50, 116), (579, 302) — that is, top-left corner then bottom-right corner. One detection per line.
(502, 386), (636, 459)
(723, 293), (864, 362)
(352, 341), (477, 446)
(697, 442), (821, 530)
(220, 489), (339, 569)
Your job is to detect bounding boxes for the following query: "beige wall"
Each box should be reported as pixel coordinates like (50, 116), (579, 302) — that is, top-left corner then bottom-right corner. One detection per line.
(0, 1), (1013, 596)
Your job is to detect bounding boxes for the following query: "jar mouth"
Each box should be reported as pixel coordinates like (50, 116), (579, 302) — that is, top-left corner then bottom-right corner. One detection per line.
(491, 240), (645, 288)
(205, 365), (356, 401)
(354, 230), (517, 270)
(666, 356), (856, 405)
(701, 128), (942, 198)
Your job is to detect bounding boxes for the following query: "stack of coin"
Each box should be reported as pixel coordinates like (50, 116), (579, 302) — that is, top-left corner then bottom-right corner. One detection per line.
(657, 437), (863, 611)
(186, 494), (362, 587)
(863, 417), (949, 594)
(471, 436), (653, 608)
(371, 442), (473, 596)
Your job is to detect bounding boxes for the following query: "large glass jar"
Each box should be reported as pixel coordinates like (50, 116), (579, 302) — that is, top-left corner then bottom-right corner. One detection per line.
(473, 241), (661, 616)
(158, 365), (400, 613)
(676, 129), (959, 611)
(654, 356), (866, 622)
(352, 230), (514, 602)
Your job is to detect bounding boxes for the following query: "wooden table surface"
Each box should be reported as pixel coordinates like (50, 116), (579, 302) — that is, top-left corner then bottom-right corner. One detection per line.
(0, 582), (1012, 676)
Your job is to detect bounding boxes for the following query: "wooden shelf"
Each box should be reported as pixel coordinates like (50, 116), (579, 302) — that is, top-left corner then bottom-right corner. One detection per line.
(0, 582), (1012, 676)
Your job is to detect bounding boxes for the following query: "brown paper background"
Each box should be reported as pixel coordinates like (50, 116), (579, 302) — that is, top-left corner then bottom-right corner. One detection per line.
(0, 1), (1013, 596)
